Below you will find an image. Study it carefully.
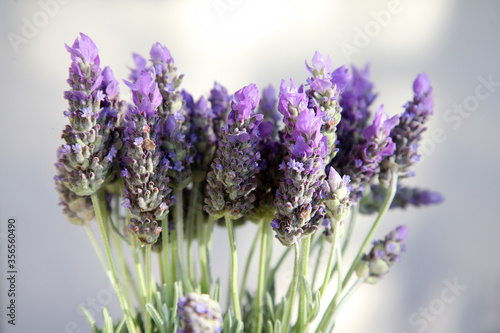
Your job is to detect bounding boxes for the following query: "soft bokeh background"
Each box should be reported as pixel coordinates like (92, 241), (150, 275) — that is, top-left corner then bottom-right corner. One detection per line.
(1, 0), (499, 332)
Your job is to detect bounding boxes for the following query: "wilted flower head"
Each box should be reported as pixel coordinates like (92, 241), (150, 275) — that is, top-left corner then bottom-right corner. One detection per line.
(177, 293), (222, 333)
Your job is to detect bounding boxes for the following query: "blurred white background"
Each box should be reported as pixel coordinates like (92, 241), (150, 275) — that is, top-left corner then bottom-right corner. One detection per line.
(1, 0), (499, 332)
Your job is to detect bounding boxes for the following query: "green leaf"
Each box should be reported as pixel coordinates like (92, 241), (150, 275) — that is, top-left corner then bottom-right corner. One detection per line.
(302, 276), (313, 306)
(114, 318), (126, 333)
(274, 319), (282, 333)
(80, 307), (99, 333)
(266, 320), (274, 333)
(209, 280), (221, 303)
(146, 303), (166, 333)
(265, 292), (275, 323)
(307, 290), (321, 322)
(102, 308), (114, 333)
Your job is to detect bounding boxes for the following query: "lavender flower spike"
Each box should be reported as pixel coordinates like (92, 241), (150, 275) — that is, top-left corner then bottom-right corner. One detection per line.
(272, 79), (328, 247)
(54, 174), (94, 225)
(122, 70), (173, 245)
(334, 64), (377, 168)
(381, 73), (434, 183)
(356, 225), (408, 284)
(204, 84), (263, 220)
(359, 184), (443, 214)
(177, 293), (222, 333)
(321, 167), (351, 242)
(148, 42), (192, 189)
(186, 93), (217, 182)
(57, 33), (120, 196)
(306, 51), (352, 161)
(341, 105), (399, 203)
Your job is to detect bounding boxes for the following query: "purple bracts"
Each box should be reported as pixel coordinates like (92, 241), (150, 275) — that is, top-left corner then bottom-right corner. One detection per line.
(177, 293), (222, 333)
(305, 51), (352, 161)
(381, 73), (434, 182)
(57, 33), (121, 196)
(272, 79), (328, 247)
(340, 106), (398, 203)
(357, 226), (408, 283)
(121, 70), (173, 245)
(359, 184), (443, 214)
(204, 84), (263, 220)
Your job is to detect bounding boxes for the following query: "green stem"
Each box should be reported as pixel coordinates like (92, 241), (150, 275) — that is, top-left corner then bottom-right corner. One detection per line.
(225, 215), (242, 322)
(255, 220), (268, 333)
(341, 207), (357, 254)
(342, 170), (398, 289)
(320, 229), (337, 297)
(265, 247), (291, 292)
(239, 226), (260, 302)
(145, 245), (152, 333)
(174, 189), (192, 292)
(198, 213), (210, 293)
(83, 224), (108, 272)
(296, 236), (311, 332)
(312, 236), (325, 290)
(316, 278), (365, 333)
(90, 192), (137, 333)
(333, 220), (343, 309)
(283, 242), (300, 333)
(161, 213), (171, 288)
(328, 207), (358, 282)
(187, 184), (200, 283)
(131, 232), (147, 315)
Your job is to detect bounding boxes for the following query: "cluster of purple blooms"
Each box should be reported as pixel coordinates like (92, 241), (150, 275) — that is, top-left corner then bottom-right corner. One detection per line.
(177, 293), (223, 333)
(55, 34), (441, 248)
(53, 33), (444, 332)
(356, 225), (408, 284)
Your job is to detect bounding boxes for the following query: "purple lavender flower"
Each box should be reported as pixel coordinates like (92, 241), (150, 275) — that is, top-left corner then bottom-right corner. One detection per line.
(380, 73), (434, 183)
(135, 42), (193, 190)
(204, 84), (263, 220)
(359, 184), (444, 214)
(128, 53), (147, 82)
(340, 105), (398, 203)
(356, 225), (408, 283)
(209, 82), (232, 140)
(185, 93), (217, 182)
(54, 174), (94, 225)
(57, 33), (120, 196)
(305, 51), (352, 161)
(177, 293), (222, 333)
(121, 70), (173, 245)
(272, 79), (328, 247)
(246, 86), (283, 222)
(334, 65), (377, 170)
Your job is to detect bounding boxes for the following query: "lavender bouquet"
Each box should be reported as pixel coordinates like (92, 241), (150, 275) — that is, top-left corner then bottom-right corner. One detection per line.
(54, 33), (442, 333)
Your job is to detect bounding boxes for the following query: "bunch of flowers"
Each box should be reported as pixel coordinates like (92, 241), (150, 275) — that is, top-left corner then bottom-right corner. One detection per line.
(54, 33), (443, 333)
